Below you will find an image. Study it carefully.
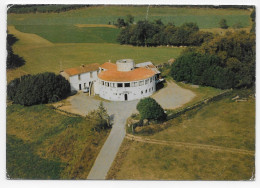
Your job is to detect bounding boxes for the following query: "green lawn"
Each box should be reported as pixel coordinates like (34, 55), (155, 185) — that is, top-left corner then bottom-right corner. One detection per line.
(6, 104), (109, 179)
(108, 94), (255, 180)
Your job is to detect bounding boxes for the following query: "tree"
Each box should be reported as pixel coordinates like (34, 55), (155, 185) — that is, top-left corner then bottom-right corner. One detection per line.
(87, 102), (110, 130)
(126, 14), (134, 24)
(137, 97), (166, 121)
(6, 34), (25, 69)
(7, 72), (70, 106)
(219, 19), (228, 29)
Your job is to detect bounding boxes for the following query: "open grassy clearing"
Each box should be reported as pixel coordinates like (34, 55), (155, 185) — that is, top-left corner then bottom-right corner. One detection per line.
(8, 6), (251, 29)
(107, 139), (254, 180)
(7, 26), (182, 82)
(15, 25), (120, 43)
(6, 104), (109, 179)
(108, 94), (255, 180)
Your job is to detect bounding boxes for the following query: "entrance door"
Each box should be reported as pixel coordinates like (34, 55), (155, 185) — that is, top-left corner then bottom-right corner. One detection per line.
(79, 84), (81, 90)
(124, 94), (128, 101)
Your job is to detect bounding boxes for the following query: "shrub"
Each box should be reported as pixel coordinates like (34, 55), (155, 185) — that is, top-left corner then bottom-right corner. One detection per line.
(137, 97), (166, 121)
(86, 102), (110, 131)
(7, 72), (70, 106)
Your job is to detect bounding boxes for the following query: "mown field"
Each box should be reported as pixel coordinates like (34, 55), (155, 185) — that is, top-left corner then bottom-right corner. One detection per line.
(107, 93), (255, 180)
(8, 6), (251, 44)
(6, 104), (109, 179)
(7, 25), (182, 82)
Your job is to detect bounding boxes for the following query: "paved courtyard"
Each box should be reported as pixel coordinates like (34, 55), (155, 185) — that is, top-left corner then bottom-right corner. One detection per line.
(57, 81), (196, 179)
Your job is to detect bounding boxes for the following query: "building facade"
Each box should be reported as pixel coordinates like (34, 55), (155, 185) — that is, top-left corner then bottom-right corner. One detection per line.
(60, 59), (159, 101)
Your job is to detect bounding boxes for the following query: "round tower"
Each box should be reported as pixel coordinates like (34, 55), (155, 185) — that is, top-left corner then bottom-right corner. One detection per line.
(116, 59), (135, 72)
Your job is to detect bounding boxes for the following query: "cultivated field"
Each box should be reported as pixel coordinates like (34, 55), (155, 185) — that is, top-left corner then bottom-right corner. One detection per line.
(107, 94), (255, 180)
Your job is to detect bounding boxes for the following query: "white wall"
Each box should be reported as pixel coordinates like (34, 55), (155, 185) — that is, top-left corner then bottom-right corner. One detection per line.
(69, 70), (98, 91)
(95, 76), (156, 101)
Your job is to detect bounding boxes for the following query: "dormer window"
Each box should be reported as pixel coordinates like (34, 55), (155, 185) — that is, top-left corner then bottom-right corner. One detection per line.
(78, 74), (81, 80)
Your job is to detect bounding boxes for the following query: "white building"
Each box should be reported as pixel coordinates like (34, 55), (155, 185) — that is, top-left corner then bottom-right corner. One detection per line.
(60, 59), (159, 101)
(60, 63), (100, 91)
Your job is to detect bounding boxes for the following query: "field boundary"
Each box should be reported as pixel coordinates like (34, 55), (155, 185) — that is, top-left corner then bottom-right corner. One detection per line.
(166, 89), (233, 120)
(125, 134), (255, 156)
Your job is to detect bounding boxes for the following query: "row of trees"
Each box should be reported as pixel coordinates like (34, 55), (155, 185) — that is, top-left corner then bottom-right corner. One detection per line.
(171, 31), (255, 89)
(7, 5), (89, 14)
(7, 72), (70, 106)
(117, 20), (213, 47)
(7, 34), (25, 69)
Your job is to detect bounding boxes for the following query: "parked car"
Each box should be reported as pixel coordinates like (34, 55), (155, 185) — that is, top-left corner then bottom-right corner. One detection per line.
(83, 87), (89, 93)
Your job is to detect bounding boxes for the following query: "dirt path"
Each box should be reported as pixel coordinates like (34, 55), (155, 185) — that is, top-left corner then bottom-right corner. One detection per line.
(125, 134), (255, 156)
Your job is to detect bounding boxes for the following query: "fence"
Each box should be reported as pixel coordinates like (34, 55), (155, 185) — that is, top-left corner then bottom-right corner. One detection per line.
(167, 89), (233, 120)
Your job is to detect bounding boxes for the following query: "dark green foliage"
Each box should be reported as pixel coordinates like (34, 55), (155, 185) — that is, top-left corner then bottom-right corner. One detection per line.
(7, 72), (70, 106)
(250, 9), (256, 33)
(137, 97), (166, 121)
(8, 5), (89, 14)
(171, 52), (235, 89)
(6, 34), (25, 69)
(115, 18), (127, 28)
(171, 31), (255, 89)
(219, 19), (229, 29)
(117, 20), (211, 47)
(6, 135), (64, 179)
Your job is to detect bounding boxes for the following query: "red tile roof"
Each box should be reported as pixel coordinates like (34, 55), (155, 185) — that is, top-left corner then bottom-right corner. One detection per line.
(100, 62), (117, 70)
(98, 67), (155, 82)
(64, 63), (99, 76)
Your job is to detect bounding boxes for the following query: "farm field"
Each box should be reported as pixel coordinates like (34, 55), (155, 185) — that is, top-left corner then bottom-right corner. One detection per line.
(6, 104), (109, 179)
(107, 94), (255, 180)
(8, 6), (251, 44)
(7, 26), (182, 82)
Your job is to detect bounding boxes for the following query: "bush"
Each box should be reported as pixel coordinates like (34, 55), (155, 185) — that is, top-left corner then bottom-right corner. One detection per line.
(7, 72), (70, 106)
(137, 97), (166, 121)
(86, 102), (110, 131)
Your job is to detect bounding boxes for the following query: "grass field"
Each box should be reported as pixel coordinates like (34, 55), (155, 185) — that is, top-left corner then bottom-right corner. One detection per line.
(107, 94), (255, 180)
(8, 6), (251, 44)
(7, 26), (182, 82)
(6, 104), (109, 179)
(8, 6), (251, 28)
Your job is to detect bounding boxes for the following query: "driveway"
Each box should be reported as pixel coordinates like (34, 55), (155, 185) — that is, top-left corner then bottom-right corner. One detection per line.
(152, 81), (196, 109)
(57, 81), (196, 179)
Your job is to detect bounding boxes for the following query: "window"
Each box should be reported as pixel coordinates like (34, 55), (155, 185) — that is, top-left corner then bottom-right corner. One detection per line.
(149, 88), (151, 92)
(150, 78), (152, 83)
(102, 81), (104, 85)
(134, 82), (138, 87)
(84, 83), (86, 88)
(125, 83), (130, 87)
(152, 87), (153, 91)
(145, 89), (147, 93)
(145, 79), (148, 84)
(78, 74), (81, 80)
(105, 82), (109, 87)
(111, 83), (115, 88)
(90, 72), (93, 78)
(141, 91), (143, 94)
(117, 83), (123, 87)
(130, 82), (135, 87)
(139, 81), (144, 86)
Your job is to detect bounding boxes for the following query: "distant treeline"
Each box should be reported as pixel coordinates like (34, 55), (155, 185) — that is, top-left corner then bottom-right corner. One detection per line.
(7, 5), (90, 14)
(117, 20), (213, 47)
